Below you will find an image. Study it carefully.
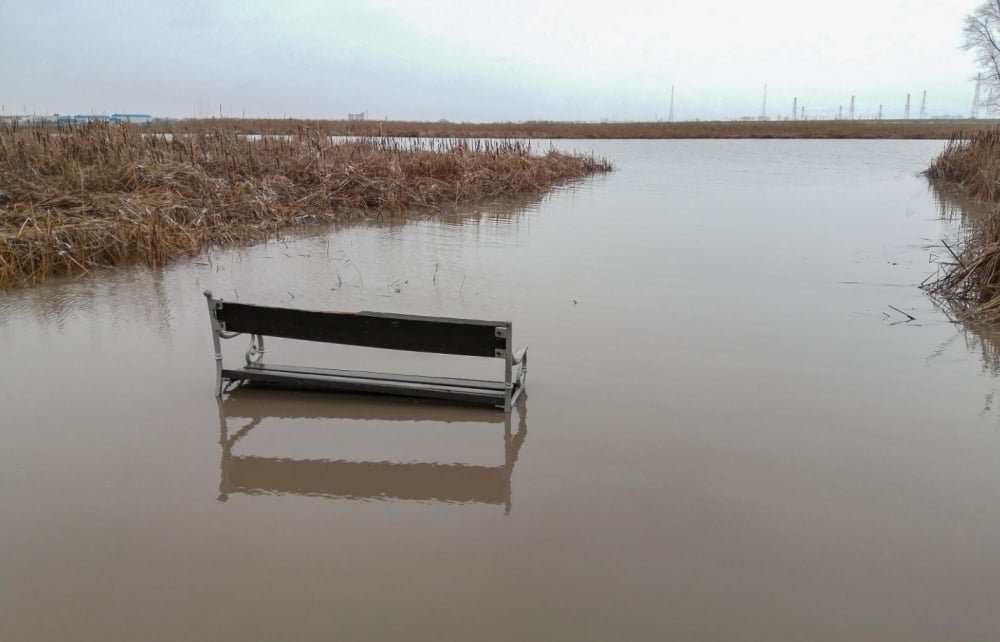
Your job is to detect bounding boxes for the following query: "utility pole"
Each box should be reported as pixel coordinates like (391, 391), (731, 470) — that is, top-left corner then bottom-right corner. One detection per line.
(849, 95), (855, 120)
(904, 93), (911, 119)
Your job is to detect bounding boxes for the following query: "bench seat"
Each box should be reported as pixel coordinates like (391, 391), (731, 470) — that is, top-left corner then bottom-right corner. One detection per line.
(222, 363), (513, 407)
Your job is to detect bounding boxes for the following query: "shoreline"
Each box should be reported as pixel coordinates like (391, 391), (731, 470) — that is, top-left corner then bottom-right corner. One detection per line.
(923, 127), (1000, 321)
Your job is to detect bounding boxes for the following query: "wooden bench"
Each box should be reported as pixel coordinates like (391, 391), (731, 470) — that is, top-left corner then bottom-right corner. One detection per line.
(204, 291), (528, 411)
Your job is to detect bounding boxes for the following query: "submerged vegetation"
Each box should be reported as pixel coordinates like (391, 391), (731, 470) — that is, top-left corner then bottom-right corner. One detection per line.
(0, 123), (611, 287)
(925, 128), (1000, 321)
(161, 118), (994, 140)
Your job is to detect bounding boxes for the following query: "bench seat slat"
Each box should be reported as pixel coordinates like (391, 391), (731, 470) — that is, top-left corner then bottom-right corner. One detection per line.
(222, 366), (511, 406)
(246, 363), (506, 391)
(220, 390), (507, 423)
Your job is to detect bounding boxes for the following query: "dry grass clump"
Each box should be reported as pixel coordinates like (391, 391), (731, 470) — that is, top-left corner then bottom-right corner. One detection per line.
(923, 128), (1000, 320)
(925, 129), (1000, 200)
(161, 118), (992, 140)
(923, 213), (1000, 319)
(0, 123), (611, 287)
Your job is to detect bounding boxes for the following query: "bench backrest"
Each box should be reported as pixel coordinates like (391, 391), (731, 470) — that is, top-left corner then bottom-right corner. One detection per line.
(211, 298), (510, 358)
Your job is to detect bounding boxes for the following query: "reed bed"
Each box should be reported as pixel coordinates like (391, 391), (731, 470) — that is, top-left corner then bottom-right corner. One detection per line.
(159, 118), (994, 140)
(924, 128), (1000, 320)
(0, 123), (611, 287)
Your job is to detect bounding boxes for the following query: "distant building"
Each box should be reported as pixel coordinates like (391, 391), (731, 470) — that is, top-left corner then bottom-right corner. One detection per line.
(0, 114), (43, 125)
(74, 115), (112, 122)
(347, 112), (366, 121)
(111, 113), (152, 124)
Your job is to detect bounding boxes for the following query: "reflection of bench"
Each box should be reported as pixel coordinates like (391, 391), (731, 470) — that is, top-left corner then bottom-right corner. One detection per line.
(217, 389), (528, 512)
(203, 291), (528, 411)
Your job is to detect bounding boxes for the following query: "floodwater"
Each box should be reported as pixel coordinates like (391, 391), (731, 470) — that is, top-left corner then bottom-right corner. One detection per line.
(3, 140), (1000, 641)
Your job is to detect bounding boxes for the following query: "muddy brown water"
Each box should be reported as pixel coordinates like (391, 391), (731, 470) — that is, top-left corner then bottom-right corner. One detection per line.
(3, 140), (1000, 641)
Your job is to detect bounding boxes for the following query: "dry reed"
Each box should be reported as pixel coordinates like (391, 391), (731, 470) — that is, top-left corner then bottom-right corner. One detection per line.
(0, 123), (611, 287)
(923, 127), (1000, 320)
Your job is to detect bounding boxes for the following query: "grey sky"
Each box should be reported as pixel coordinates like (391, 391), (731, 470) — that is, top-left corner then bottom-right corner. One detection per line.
(1, 0), (983, 120)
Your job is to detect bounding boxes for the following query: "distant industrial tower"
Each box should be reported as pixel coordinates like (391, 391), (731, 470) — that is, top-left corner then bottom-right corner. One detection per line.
(760, 84), (767, 120)
(972, 74), (983, 118)
(849, 95), (855, 120)
(878, 104), (883, 120)
(904, 94), (911, 119)
(971, 74), (999, 118)
(792, 97), (798, 120)
(919, 90), (927, 119)
(669, 85), (674, 122)
(838, 105), (843, 120)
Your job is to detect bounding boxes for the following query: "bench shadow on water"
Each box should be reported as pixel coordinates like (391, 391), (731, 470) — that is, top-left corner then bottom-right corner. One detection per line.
(217, 388), (528, 513)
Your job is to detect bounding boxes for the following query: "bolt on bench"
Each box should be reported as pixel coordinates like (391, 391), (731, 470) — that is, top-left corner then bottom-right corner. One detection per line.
(204, 291), (528, 411)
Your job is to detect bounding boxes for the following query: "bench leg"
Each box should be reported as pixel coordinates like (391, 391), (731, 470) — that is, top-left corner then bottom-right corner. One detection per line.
(504, 349), (513, 413)
(205, 291), (225, 397)
(212, 331), (224, 397)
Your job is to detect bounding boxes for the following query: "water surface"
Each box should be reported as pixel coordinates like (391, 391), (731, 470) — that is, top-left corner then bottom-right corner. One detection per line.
(3, 139), (1000, 641)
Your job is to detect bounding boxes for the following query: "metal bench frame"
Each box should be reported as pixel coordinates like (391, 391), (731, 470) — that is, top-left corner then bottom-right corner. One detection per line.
(204, 291), (527, 411)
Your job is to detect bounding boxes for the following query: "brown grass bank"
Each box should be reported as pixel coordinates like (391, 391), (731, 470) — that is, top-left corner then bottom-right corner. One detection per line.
(0, 123), (611, 288)
(159, 118), (997, 140)
(924, 128), (1000, 320)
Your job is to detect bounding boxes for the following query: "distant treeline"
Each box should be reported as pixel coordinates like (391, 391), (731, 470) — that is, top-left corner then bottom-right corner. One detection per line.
(151, 118), (1000, 140)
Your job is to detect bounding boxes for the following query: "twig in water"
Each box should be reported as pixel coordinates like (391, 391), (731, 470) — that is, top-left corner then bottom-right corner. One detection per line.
(888, 305), (915, 321)
(941, 238), (965, 269)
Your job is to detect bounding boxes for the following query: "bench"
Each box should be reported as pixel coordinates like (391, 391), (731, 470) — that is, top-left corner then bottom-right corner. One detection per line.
(203, 291), (528, 411)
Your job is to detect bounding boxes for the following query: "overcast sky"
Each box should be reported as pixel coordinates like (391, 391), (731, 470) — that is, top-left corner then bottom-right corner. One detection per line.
(0, 0), (985, 121)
